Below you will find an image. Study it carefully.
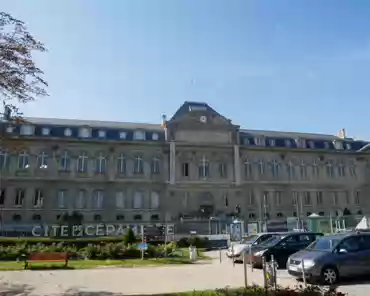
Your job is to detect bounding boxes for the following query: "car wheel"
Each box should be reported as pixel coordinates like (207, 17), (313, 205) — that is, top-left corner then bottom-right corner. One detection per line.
(321, 266), (339, 285)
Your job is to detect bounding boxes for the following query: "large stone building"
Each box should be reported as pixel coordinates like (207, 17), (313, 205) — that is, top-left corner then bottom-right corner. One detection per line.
(0, 102), (369, 235)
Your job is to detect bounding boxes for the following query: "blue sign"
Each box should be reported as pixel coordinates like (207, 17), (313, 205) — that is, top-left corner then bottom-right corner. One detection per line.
(138, 243), (148, 250)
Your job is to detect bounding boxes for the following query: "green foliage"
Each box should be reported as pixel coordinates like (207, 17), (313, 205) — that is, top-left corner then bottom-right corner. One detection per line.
(177, 236), (208, 248)
(0, 240), (176, 261)
(123, 227), (137, 245)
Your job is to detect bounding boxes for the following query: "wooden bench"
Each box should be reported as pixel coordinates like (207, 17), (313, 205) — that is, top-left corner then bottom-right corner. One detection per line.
(24, 252), (69, 269)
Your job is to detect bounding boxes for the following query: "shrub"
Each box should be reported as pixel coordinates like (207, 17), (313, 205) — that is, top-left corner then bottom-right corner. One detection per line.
(177, 236), (208, 248)
(123, 228), (137, 245)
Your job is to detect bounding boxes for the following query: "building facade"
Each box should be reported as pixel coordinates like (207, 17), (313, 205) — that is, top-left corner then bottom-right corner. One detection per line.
(0, 102), (370, 235)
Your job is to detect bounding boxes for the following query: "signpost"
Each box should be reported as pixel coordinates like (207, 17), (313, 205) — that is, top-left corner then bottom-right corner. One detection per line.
(140, 225), (146, 260)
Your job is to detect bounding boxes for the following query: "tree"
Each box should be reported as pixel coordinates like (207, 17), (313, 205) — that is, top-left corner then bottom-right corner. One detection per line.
(0, 12), (48, 120)
(123, 227), (136, 245)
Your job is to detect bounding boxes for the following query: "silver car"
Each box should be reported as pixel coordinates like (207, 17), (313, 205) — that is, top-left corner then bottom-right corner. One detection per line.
(287, 232), (370, 285)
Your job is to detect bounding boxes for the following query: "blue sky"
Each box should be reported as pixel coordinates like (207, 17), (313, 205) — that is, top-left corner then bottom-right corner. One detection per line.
(2, 0), (370, 139)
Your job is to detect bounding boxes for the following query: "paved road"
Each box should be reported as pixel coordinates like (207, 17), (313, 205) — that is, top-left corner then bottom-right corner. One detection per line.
(0, 251), (368, 295)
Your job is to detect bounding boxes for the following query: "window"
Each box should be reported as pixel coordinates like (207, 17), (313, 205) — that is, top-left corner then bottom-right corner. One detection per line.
(285, 139), (292, 147)
(244, 159), (252, 178)
(182, 163), (189, 177)
(116, 191), (125, 209)
(33, 189), (44, 207)
(243, 138), (250, 145)
(64, 128), (72, 136)
(287, 161), (295, 178)
(32, 214), (41, 221)
(134, 130), (145, 140)
(94, 215), (102, 221)
(270, 159), (280, 177)
(77, 152), (88, 173)
(326, 160), (334, 178)
(349, 161), (356, 177)
(116, 215), (125, 221)
(296, 138), (306, 148)
(312, 159), (319, 177)
(277, 212), (284, 218)
(79, 127), (91, 138)
(151, 157), (160, 174)
(134, 214), (142, 221)
(257, 159), (265, 176)
(332, 192), (338, 205)
(6, 126), (13, 133)
(224, 194), (229, 207)
(248, 213), (255, 219)
(13, 214), (21, 222)
(255, 137), (265, 146)
(117, 154), (127, 175)
(57, 190), (67, 209)
(76, 190), (86, 209)
(151, 214), (159, 221)
(41, 127), (50, 136)
(316, 192), (323, 205)
(0, 150), (9, 169)
(338, 161), (345, 177)
(199, 156), (209, 178)
(300, 160), (307, 179)
(98, 130), (106, 138)
(18, 151), (29, 169)
(95, 152), (106, 174)
(93, 190), (104, 209)
(37, 152), (48, 169)
(319, 211), (325, 216)
(219, 163), (227, 178)
(274, 191), (281, 206)
(0, 189), (6, 205)
(119, 131), (127, 139)
(292, 191), (298, 205)
(150, 192), (159, 209)
(133, 155), (144, 174)
(268, 139), (275, 146)
(133, 191), (143, 209)
(15, 189), (25, 206)
(324, 142), (330, 149)
(308, 141), (315, 149)
(344, 191), (350, 205)
(152, 133), (159, 140)
(334, 141), (343, 150)
(338, 236), (361, 253)
(354, 191), (360, 205)
(345, 143), (352, 150)
(20, 125), (34, 135)
(303, 192), (311, 205)
(59, 151), (70, 171)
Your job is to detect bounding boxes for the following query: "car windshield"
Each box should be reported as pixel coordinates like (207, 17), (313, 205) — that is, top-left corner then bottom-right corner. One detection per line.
(240, 235), (258, 244)
(306, 237), (342, 251)
(257, 235), (282, 247)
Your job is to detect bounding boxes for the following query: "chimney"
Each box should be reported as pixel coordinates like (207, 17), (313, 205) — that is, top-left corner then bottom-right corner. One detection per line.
(338, 128), (346, 139)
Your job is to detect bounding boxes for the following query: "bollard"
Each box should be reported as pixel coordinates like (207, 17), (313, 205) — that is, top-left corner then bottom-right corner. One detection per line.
(249, 247), (254, 272)
(301, 258), (307, 288)
(243, 252), (248, 288)
(231, 244), (235, 267)
(219, 248), (222, 263)
(262, 256), (268, 291)
(270, 254), (277, 290)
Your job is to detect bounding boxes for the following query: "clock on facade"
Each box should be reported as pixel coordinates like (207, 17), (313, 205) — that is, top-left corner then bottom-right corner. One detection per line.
(200, 116), (207, 123)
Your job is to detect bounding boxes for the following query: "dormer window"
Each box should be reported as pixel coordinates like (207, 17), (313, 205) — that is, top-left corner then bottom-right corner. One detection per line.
(41, 127), (50, 136)
(6, 126), (13, 133)
(268, 139), (275, 146)
(345, 143), (352, 150)
(119, 131), (127, 139)
(308, 141), (315, 149)
(152, 133), (159, 141)
(295, 138), (306, 148)
(134, 130), (145, 140)
(64, 128), (72, 137)
(98, 130), (106, 138)
(79, 127), (91, 138)
(285, 139), (291, 147)
(324, 142), (330, 149)
(20, 125), (34, 136)
(255, 137), (265, 146)
(334, 140), (343, 150)
(243, 138), (250, 145)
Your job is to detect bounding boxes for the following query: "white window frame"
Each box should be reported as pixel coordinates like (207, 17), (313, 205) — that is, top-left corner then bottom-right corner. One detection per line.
(33, 189), (44, 208)
(79, 127), (91, 138)
(37, 152), (48, 169)
(134, 130), (145, 140)
(59, 151), (70, 171)
(77, 152), (88, 173)
(18, 151), (29, 169)
(151, 157), (160, 174)
(244, 159), (252, 178)
(117, 154), (126, 174)
(93, 190), (104, 209)
(6, 126), (13, 133)
(20, 125), (34, 136)
(15, 189), (25, 206)
(98, 130), (106, 138)
(64, 128), (72, 137)
(133, 155), (144, 174)
(95, 152), (106, 173)
(41, 127), (50, 136)
(152, 133), (159, 141)
(119, 131), (127, 139)
(268, 139), (275, 146)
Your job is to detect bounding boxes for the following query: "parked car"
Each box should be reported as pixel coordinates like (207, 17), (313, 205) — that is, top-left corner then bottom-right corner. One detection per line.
(288, 231), (370, 285)
(226, 232), (283, 261)
(247, 232), (323, 268)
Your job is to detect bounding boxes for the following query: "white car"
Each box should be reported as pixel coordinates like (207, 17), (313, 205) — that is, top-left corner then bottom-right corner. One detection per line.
(226, 233), (280, 261)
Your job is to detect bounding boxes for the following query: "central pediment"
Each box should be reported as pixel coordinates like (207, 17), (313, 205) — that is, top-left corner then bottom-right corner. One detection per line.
(166, 102), (239, 144)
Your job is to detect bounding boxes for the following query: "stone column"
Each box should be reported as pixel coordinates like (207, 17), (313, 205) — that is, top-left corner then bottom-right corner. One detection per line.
(233, 145), (241, 185)
(169, 141), (176, 184)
